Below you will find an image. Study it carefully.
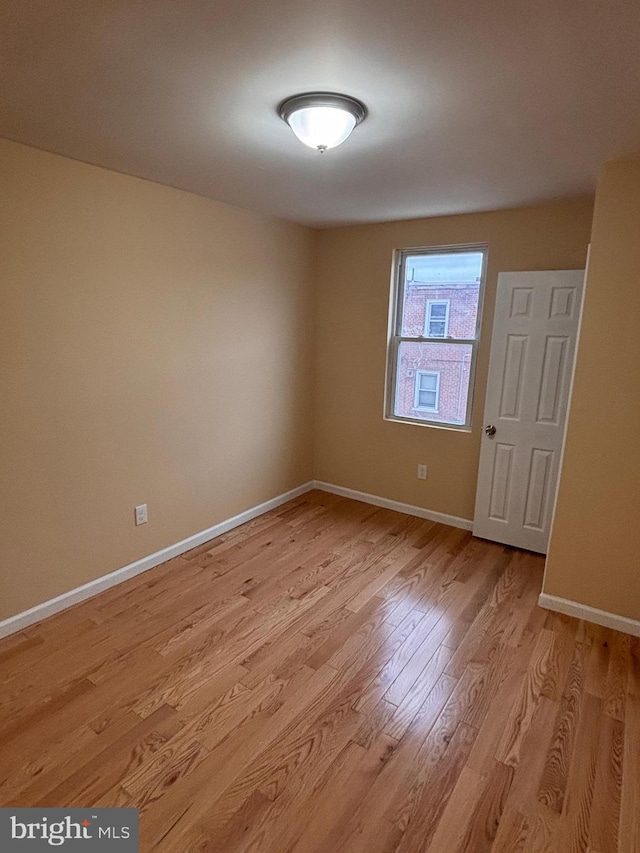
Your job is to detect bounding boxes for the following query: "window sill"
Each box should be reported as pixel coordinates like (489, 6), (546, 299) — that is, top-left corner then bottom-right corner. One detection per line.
(383, 414), (473, 433)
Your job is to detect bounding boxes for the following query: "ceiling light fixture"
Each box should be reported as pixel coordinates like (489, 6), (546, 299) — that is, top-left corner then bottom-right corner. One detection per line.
(278, 92), (367, 153)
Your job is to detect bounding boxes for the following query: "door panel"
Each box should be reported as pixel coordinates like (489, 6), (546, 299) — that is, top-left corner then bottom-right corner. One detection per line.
(536, 336), (568, 424)
(510, 287), (534, 318)
(499, 335), (528, 419)
(473, 270), (584, 553)
(488, 443), (515, 521)
(523, 448), (553, 530)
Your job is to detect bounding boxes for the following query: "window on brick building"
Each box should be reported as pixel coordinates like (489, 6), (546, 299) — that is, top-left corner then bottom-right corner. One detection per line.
(425, 301), (450, 338)
(414, 371), (440, 412)
(385, 245), (487, 429)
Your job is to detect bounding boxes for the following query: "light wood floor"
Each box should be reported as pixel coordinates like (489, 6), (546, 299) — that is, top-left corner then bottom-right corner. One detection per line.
(1, 491), (638, 852)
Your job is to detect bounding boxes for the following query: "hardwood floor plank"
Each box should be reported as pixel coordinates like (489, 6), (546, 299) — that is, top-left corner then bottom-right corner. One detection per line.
(542, 612), (579, 702)
(498, 696), (559, 822)
(490, 807), (530, 853)
(458, 759), (514, 853)
(537, 643), (589, 814)
(384, 644), (454, 739)
(585, 625), (611, 700)
(604, 632), (630, 722)
(589, 713), (623, 853)
(465, 636), (534, 774)
(352, 697), (397, 749)
(330, 670), (459, 853)
(554, 692), (601, 853)
(495, 628), (554, 768)
(523, 803), (559, 853)
(628, 639), (640, 698)
(122, 737), (210, 810)
(619, 694), (640, 853)
(0, 632), (45, 665)
(423, 764), (485, 852)
(27, 705), (179, 808)
(289, 734), (398, 853)
(392, 721), (478, 853)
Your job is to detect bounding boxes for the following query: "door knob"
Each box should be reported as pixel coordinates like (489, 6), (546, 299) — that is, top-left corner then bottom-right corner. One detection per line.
(485, 424), (497, 437)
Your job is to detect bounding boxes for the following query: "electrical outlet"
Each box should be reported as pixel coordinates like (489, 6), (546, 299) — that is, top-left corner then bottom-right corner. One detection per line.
(135, 504), (148, 526)
(417, 464), (428, 480)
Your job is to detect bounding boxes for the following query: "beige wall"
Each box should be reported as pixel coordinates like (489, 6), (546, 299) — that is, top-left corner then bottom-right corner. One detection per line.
(544, 155), (640, 621)
(314, 199), (594, 520)
(0, 140), (315, 621)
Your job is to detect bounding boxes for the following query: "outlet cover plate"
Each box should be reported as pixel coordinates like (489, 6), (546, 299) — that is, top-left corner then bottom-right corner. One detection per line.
(135, 504), (148, 525)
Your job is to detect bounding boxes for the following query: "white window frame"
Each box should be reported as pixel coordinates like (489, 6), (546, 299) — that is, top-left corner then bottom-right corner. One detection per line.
(425, 300), (450, 338)
(384, 243), (488, 431)
(414, 370), (440, 412)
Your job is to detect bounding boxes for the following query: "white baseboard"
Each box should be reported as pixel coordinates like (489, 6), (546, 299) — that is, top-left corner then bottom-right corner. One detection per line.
(538, 592), (640, 638)
(0, 481), (315, 641)
(312, 480), (473, 531)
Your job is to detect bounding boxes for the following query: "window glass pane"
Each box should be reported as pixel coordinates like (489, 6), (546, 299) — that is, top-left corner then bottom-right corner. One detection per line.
(419, 373), (438, 390)
(400, 251), (483, 339)
(418, 389), (437, 408)
(429, 303), (447, 319)
(396, 341), (473, 425)
(428, 321), (446, 337)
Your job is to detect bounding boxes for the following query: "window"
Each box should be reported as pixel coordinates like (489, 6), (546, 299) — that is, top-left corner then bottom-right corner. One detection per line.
(425, 300), (450, 338)
(414, 371), (440, 411)
(385, 245), (487, 429)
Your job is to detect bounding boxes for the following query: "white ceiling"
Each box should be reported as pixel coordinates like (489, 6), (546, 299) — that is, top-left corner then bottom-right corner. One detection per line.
(2, 0), (640, 227)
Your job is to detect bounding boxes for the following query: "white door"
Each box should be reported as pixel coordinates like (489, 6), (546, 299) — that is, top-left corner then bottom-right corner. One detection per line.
(473, 270), (584, 553)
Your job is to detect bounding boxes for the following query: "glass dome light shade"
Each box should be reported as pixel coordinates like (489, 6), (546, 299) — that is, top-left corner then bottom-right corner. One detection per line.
(278, 92), (367, 152)
(287, 106), (357, 151)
